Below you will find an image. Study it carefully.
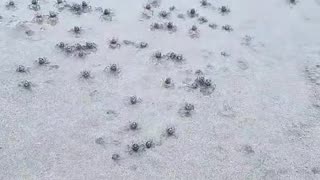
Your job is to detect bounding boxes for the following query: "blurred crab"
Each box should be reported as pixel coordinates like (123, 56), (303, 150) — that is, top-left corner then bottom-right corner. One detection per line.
(158, 10), (170, 19)
(150, 22), (164, 31)
(200, 0), (211, 7)
(100, 9), (114, 21)
(208, 23), (218, 29)
(219, 6), (230, 15)
(198, 16), (208, 24)
(80, 70), (92, 79)
(19, 80), (33, 89)
(163, 77), (174, 88)
(6, 1), (17, 10)
(32, 13), (44, 24)
(16, 65), (29, 73)
(108, 38), (121, 49)
(222, 24), (233, 32)
(187, 8), (198, 18)
(104, 64), (120, 74)
(188, 25), (200, 38)
(167, 52), (184, 62)
(46, 11), (58, 25)
(36, 57), (50, 66)
(165, 22), (177, 32)
(69, 26), (82, 37)
(28, 0), (40, 11)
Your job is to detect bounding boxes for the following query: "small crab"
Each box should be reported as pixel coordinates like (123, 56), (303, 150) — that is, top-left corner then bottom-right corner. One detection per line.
(108, 38), (121, 49)
(6, 1), (16, 9)
(219, 6), (230, 15)
(163, 77), (174, 88)
(84, 42), (97, 51)
(129, 122), (138, 130)
(16, 65), (28, 73)
(165, 22), (177, 32)
(70, 26), (82, 35)
(208, 23), (218, 29)
(28, 0), (40, 11)
(56, 42), (66, 49)
(187, 8), (198, 18)
(55, 0), (66, 11)
(150, 22), (163, 30)
(198, 16), (208, 24)
(131, 143), (140, 152)
(145, 140), (153, 149)
(138, 42), (148, 49)
(36, 57), (50, 65)
(129, 95), (141, 105)
(105, 64), (120, 74)
(80, 70), (92, 79)
(47, 11), (58, 25)
(166, 127), (176, 136)
(158, 10), (170, 19)
(101, 9), (114, 21)
(112, 153), (120, 161)
(33, 13), (44, 24)
(289, 0), (297, 5)
(75, 51), (88, 58)
(178, 103), (195, 117)
(189, 25), (200, 38)
(169, 6), (175, 11)
(222, 25), (233, 32)
(19, 80), (32, 89)
(200, 0), (211, 7)
(153, 51), (164, 60)
(167, 52), (184, 62)
(69, 3), (82, 14)
(144, 4), (152, 10)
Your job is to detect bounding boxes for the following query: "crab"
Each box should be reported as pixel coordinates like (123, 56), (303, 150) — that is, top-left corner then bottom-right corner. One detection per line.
(112, 154), (120, 161)
(219, 6), (230, 15)
(167, 52), (184, 62)
(6, 1), (17, 9)
(28, 0), (40, 11)
(19, 80), (32, 89)
(150, 22), (164, 31)
(54, 0), (67, 11)
(163, 77), (174, 88)
(129, 122), (138, 130)
(187, 8), (198, 18)
(189, 25), (200, 38)
(84, 42), (97, 51)
(208, 23), (218, 29)
(158, 10), (170, 19)
(152, 51), (164, 60)
(46, 11), (59, 25)
(56, 42), (66, 49)
(33, 13), (44, 24)
(138, 42), (148, 49)
(200, 0), (211, 7)
(16, 65), (28, 73)
(80, 70), (92, 79)
(108, 38), (121, 49)
(198, 16), (208, 24)
(129, 95), (141, 105)
(222, 25), (233, 32)
(105, 64), (120, 74)
(145, 140), (153, 149)
(165, 22), (177, 32)
(100, 9), (114, 21)
(166, 127), (176, 136)
(36, 57), (50, 65)
(70, 26), (82, 36)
